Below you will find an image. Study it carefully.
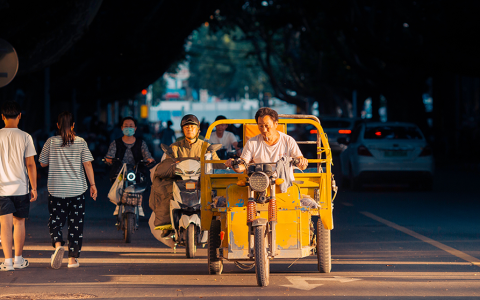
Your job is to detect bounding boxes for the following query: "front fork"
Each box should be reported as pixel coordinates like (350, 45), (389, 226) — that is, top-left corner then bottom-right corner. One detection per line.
(247, 185), (277, 258)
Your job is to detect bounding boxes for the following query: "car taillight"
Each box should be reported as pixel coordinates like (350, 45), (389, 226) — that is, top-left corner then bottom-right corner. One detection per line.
(419, 145), (432, 156)
(357, 145), (373, 156)
(310, 129), (317, 134)
(338, 130), (351, 134)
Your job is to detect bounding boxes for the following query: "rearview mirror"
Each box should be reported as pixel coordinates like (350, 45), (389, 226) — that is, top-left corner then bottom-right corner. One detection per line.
(207, 144), (223, 152)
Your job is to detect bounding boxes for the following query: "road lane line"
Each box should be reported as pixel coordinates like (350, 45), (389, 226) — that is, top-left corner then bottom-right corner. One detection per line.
(360, 211), (480, 266)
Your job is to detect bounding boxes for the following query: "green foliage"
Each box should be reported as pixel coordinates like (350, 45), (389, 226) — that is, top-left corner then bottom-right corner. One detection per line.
(186, 24), (272, 99)
(151, 76), (166, 106)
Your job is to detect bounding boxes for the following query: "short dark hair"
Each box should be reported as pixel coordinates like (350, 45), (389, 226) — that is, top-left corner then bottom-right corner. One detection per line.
(255, 107), (278, 123)
(1, 101), (21, 119)
(121, 116), (137, 127)
(215, 115), (227, 121)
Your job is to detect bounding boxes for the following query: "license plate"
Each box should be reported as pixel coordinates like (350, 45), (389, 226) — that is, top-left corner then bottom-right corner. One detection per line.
(186, 182), (196, 190)
(384, 150), (407, 157)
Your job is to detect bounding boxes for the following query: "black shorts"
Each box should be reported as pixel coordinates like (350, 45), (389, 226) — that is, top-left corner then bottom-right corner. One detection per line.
(0, 194), (30, 218)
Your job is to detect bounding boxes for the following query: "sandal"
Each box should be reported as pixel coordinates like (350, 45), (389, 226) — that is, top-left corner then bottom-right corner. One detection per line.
(13, 258), (29, 269)
(51, 247), (65, 269)
(1, 262), (14, 271)
(68, 258), (80, 268)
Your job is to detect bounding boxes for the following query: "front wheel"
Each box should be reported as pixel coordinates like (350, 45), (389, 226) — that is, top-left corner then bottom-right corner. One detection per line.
(208, 219), (223, 274)
(254, 225), (270, 287)
(186, 223), (196, 258)
(317, 218), (331, 273)
(125, 213), (135, 243)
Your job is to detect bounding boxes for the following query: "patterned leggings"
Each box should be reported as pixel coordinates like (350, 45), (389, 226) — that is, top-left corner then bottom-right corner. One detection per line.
(48, 193), (85, 258)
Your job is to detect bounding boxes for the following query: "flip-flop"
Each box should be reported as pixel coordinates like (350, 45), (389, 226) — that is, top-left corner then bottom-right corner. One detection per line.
(51, 247), (64, 269)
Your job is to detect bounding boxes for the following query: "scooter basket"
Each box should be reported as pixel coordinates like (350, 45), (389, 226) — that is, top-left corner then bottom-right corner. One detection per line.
(120, 193), (142, 206)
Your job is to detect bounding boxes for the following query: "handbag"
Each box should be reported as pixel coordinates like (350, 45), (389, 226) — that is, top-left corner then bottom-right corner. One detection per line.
(107, 163), (126, 205)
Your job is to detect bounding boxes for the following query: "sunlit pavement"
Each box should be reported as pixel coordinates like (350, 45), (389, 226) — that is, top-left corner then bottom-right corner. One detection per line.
(1, 167), (480, 299)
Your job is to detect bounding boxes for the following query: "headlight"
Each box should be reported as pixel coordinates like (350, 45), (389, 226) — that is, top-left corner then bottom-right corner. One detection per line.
(126, 172), (136, 181)
(249, 172), (269, 192)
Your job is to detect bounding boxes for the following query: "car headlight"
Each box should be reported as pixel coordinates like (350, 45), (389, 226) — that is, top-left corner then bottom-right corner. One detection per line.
(126, 172), (136, 181)
(249, 172), (269, 192)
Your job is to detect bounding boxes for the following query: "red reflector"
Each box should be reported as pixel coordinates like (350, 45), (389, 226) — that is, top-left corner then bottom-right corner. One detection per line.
(338, 130), (351, 134)
(375, 131), (382, 136)
(220, 231), (225, 241)
(310, 129), (317, 134)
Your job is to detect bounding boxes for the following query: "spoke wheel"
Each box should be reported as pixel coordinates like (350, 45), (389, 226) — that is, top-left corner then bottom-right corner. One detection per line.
(254, 225), (270, 287)
(186, 223), (196, 258)
(208, 219), (223, 274)
(317, 218), (331, 273)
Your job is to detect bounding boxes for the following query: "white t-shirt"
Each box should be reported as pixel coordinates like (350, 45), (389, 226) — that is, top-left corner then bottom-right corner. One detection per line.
(209, 131), (237, 151)
(0, 128), (37, 196)
(241, 131), (302, 164)
(39, 136), (94, 198)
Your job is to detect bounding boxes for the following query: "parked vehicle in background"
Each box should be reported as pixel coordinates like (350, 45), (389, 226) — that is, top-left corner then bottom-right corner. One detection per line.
(339, 122), (434, 190)
(314, 117), (359, 154)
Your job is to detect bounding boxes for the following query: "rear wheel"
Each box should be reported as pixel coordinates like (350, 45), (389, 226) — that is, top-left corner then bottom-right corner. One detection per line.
(186, 224), (196, 258)
(208, 219), (223, 274)
(124, 213), (135, 243)
(254, 225), (270, 287)
(317, 218), (331, 273)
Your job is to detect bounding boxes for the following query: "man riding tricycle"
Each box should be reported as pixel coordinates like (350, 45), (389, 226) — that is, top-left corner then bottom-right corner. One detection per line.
(200, 108), (337, 287)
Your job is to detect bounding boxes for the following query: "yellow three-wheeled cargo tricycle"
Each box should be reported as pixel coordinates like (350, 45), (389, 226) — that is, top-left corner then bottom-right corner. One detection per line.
(200, 114), (337, 287)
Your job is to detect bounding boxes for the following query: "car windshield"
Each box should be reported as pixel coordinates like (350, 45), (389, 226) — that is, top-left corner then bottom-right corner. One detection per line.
(321, 120), (352, 128)
(364, 126), (423, 140)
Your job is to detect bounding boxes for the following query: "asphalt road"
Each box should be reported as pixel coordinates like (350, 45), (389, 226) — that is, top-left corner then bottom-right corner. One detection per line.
(1, 165), (479, 300)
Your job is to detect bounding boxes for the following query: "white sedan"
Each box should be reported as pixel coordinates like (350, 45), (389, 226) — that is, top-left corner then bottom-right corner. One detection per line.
(339, 122), (434, 190)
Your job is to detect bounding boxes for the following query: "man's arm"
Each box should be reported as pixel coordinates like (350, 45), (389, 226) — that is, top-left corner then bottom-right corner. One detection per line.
(25, 156), (37, 202)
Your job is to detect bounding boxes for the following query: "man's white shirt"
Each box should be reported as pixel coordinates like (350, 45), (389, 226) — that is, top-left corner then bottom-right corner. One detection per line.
(241, 131), (302, 182)
(209, 131), (237, 151)
(0, 128), (37, 196)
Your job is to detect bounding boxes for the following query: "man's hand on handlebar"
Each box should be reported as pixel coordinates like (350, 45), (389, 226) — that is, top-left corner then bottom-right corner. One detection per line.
(293, 157), (308, 170)
(225, 158), (245, 173)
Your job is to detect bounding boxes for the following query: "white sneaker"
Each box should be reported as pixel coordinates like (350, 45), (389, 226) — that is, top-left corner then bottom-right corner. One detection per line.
(138, 205), (145, 217)
(113, 205), (119, 216)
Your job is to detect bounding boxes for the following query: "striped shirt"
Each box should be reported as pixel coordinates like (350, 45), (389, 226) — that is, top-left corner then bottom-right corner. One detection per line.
(39, 136), (94, 198)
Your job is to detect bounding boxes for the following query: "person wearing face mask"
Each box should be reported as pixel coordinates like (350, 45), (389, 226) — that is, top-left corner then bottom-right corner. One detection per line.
(105, 117), (155, 216)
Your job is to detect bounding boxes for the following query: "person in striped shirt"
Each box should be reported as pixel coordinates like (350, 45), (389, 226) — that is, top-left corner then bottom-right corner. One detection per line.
(39, 112), (97, 269)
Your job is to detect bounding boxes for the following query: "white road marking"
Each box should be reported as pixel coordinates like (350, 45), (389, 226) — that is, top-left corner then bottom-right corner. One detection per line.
(282, 276), (360, 290)
(361, 211), (480, 266)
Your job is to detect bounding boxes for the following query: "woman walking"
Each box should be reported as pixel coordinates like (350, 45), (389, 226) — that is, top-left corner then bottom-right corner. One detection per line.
(39, 112), (97, 269)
